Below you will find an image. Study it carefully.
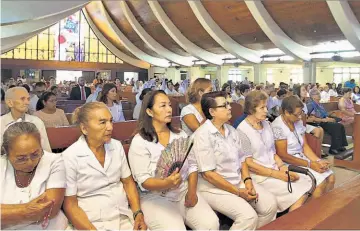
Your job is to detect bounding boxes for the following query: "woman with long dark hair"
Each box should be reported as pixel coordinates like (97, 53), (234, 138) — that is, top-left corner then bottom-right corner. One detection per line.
(33, 92), (69, 127)
(128, 90), (219, 230)
(98, 83), (125, 122)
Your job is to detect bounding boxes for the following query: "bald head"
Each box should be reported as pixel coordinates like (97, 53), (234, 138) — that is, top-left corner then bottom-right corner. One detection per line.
(5, 87), (28, 101)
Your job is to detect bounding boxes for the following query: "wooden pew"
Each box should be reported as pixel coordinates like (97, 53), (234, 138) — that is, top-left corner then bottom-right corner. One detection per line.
(334, 113), (360, 171)
(260, 175), (360, 230)
(355, 103), (360, 112)
(229, 102), (244, 125)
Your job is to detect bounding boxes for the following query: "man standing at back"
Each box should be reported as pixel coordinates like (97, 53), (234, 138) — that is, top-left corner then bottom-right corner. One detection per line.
(1, 87), (52, 152)
(344, 79), (356, 89)
(69, 77), (91, 100)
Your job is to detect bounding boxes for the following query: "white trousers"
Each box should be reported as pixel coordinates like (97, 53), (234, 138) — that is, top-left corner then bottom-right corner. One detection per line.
(200, 182), (277, 230)
(66, 215), (133, 231)
(141, 192), (219, 231)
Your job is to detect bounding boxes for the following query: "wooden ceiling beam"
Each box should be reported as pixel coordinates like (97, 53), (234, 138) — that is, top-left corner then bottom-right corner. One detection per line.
(245, 1), (311, 61)
(148, 0), (224, 65)
(120, 1), (194, 66)
(327, 0), (360, 51)
(188, 0), (261, 63)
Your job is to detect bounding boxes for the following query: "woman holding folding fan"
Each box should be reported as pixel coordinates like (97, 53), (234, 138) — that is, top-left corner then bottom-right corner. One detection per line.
(128, 90), (219, 231)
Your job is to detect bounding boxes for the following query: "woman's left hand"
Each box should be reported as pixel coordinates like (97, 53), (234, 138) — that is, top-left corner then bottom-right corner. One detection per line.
(133, 213), (147, 231)
(184, 191), (198, 208)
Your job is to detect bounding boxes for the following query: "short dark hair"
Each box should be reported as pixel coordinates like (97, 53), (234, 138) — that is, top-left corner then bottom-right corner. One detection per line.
(277, 89), (287, 97)
(1, 88), (5, 101)
(239, 84), (250, 94)
(343, 87), (352, 94)
(244, 91), (268, 115)
(201, 91), (228, 120)
(281, 95), (303, 114)
(22, 84), (30, 93)
(137, 90), (179, 142)
(36, 92), (56, 111)
(99, 83), (118, 104)
(139, 88), (152, 101)
(221, 83), (230, 92)
(35, 82), (46, 88)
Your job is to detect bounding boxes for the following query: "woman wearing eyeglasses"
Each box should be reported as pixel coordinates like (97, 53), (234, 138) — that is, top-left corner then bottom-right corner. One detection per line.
(192, 91), (277, 230)
(1, 122), (68, 230)
(33, 92), (69, 128)
(272, 96), (335, 199)
(237, 91), (311, 212)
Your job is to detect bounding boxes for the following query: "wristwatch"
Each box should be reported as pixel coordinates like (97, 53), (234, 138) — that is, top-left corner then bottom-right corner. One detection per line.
(133, 209), (143, 220)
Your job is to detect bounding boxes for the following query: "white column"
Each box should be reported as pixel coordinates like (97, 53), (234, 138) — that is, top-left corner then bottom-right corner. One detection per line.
(303, 62), (316, 84)
(253, 64), (266, 84)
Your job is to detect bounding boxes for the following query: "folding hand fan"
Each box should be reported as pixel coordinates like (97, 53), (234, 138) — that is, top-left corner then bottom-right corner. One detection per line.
(155, 137), (194, 179)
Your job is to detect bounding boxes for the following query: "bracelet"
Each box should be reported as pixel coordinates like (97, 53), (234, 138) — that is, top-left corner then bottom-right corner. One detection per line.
(133, 209), (143, 220)
(243, 177), (252, 183)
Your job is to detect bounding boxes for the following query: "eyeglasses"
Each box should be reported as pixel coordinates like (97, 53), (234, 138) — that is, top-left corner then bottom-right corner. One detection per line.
(13, 150), (43, 165)
(292, 112), (302, 118)
(213, 101), (231, 109)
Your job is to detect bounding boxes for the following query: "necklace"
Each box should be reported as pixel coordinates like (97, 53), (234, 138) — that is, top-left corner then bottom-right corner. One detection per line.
(14, 170), (35, 188)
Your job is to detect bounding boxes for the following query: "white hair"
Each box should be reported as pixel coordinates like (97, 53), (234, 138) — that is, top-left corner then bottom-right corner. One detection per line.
(5, 87), (28, 101)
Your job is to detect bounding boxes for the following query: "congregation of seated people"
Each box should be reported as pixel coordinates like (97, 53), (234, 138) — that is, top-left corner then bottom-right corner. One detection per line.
(1, 75), (359, 230)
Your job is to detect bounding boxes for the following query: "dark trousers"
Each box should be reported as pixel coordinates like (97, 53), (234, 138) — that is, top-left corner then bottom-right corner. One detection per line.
(319, 122), (348, 150)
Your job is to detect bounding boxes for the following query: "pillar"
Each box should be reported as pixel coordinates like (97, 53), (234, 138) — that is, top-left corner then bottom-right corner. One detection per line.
(303, 62), (316, 84)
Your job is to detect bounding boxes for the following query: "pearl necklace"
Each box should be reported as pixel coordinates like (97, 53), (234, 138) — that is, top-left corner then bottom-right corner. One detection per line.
(14, 170), (35, 188)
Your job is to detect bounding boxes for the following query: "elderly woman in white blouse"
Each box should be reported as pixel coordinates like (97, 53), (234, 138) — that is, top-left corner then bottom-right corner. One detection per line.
(192, 91), (278, 230)
(180, 78), (212, 136)
(62, 102), (146, 230)
(128, 90), (219, 231)
(272, 96), (335, 199)
(237, 91), (312, 212)
(1, 122), (67, 230)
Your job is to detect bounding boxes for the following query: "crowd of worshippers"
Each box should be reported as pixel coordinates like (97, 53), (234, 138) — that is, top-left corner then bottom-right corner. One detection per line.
(5, 73), (360, 230)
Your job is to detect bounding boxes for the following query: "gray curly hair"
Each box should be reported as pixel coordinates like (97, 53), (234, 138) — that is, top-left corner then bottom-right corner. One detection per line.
(1, 122), (40, 155)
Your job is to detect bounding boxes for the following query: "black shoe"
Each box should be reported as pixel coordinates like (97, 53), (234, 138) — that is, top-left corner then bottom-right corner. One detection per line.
(321, 153), (329, 158)
(337, 147), (346, 152)
(329, 149), (339, 155)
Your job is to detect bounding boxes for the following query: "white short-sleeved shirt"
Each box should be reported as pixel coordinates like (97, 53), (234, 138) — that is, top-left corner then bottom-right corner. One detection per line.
(180, 104), (203, 136)
(192, 120), (244, 188)
(128, 130), (196, 201)
(0, 151), (68, 230)
(62, 136), (133, 221)
(231, 93), (243, 103)
(320, 91), (330, 102)
(1, 113), (52, 152)
(329, 89), (338, 97)
(108, 103), (125, 122)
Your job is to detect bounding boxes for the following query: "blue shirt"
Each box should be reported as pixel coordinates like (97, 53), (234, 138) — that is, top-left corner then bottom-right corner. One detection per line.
(344, 81), (356, 89)
(233, 114), (248, 129)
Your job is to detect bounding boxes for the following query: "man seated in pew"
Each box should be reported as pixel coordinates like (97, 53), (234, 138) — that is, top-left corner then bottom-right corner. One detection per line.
(1, 122), (68, 230)
(237, 91), (312, 212)
(338, 87), (356, 125)
(293, 85), (325, 155)
(307, 89), (348, 155)
(62, 102), (147, 230)
(69, 77), (91, 100)
(272, 96), (335, 198)
(181, 78), (212, 136)
(98, 83), (125, 122)
(129, 90), (219, 230)
(29, 82), (46, 114)
(33, 92), (69, 128)
(1, 87), (52, 152)
(192, 91), (277, 230)
(133, 88), (152, 120)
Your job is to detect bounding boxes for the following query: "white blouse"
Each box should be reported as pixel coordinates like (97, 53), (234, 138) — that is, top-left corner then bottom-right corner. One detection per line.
(192, 120), (244, 189)
(271, 116), (306, 155)
(237, 120), (278, 183)
(132, 101), (142, 120)
(180, 104), (203, 136)
(62, 136), (133, 223)
(108, 103), (125, 122)
(0, 151), (68, 230)
(128, 130), (197, 201)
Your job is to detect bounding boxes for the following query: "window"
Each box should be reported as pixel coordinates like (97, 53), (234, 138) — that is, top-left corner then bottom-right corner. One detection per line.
(228, 68), (242, 82)
(333, 67), (360, 84)
(181, 71), (188, 80)
(1, 10), (121, 64)
(290, 68), (303, 84)
(204, 74), (211, 80)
